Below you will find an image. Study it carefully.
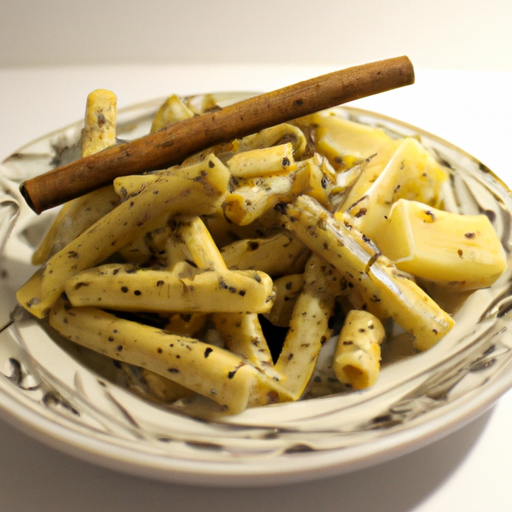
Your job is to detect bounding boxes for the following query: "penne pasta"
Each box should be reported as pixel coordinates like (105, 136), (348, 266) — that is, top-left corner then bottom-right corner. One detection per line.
(263, 273), (304, 327)
(274, 254), (341, 400)
(48, 297), (289, 414)
(32, 185), (119, 264)
(150, 94), (195, 133)
(220, 232), (309, 276)
(212, 312), (281, 381)
(333, 310), (385, 389)
(175, 216), (280, 381)
(81, 89), (117, 157)
(64, 263), (275, 314)
(174, 215), (227, 271)
(227, 143), (296, 178)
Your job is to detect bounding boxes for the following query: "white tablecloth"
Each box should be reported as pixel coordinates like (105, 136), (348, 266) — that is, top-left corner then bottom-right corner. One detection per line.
(1, 64), (512, 511)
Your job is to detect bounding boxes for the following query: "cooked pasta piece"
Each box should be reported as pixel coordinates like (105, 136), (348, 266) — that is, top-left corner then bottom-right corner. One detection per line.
(174, 215), (227, 271)
(64, 263), (275, 314)
(81, 89), (117, 157)
(213, 312), (281, 381)
(176, 216), (280, 380)
(263, 273), (304, 327)
(150, 94), (195, 133)
(32, 186), (119, 264)
(220, 232), (309, 276)
(227, 143), (296, 177)
(275, 254), (341, 400)
(333, 310), (385, 389)
(237, 123), (307, 157)
(48, 297), (291, 414)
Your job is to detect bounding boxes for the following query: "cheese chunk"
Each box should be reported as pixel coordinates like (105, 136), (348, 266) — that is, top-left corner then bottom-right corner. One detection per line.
(379, 199), (507, 290)
(340, 137), (448, 242)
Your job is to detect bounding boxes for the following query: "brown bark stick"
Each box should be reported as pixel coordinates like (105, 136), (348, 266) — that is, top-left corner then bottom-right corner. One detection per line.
(20, 56), (414, 214)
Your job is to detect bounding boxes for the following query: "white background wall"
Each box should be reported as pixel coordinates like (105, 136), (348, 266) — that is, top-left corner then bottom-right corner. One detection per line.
(1, 0), (512, 71)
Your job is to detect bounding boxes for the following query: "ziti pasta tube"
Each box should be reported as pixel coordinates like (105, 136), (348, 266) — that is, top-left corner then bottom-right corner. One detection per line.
(64, 263), (275, 314)
(333, 310), (385, 389)
(48, 298), (289, 414)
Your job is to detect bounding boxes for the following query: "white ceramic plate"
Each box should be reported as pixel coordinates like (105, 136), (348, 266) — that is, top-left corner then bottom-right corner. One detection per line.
(1, 93), (512, 487)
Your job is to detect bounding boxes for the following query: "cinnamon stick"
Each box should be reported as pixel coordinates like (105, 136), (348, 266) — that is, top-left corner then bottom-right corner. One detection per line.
(20, 56), (414, 214)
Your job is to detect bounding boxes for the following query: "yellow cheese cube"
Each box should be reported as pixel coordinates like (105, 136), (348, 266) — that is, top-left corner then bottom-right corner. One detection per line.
(309, 111), (399, 212)
(310, 111), (396, 165)
(379, 199), (507, 290)
(342, 137), (448, 242)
